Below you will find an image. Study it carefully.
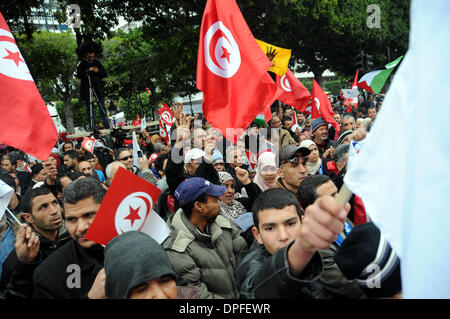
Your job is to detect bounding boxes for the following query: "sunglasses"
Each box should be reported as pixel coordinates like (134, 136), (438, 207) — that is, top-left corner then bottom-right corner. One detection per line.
(119, 155), (133, 161)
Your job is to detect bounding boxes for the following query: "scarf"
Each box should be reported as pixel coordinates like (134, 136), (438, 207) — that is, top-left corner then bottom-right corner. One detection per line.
(217, 171), (247, 221)
(299, 139), (322, 175)
(253, 152), (278, 191)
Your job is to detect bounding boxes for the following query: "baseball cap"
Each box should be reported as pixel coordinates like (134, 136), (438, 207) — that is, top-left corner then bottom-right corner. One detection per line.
(184, 148), (205, 163)
(174, 177), (226, 206)
(279, 144), (311, 163)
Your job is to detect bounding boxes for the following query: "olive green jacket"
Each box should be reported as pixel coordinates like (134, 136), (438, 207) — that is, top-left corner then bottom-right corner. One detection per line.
(162, 209), (247, 299)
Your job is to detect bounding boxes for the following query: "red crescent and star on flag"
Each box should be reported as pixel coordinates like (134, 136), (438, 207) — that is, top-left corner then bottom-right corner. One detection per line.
(3, 48), (24, 67)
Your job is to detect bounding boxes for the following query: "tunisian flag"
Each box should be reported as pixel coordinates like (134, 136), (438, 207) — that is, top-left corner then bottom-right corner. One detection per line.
(158, 103), (175, 128)
(0, 14), (57, 160)
(311, 79), (340, 132)
(197, 0), (282, 142)
(81, 137), (95, 153)
(85, 167), (169, 246)
(276, 69), (311, 111)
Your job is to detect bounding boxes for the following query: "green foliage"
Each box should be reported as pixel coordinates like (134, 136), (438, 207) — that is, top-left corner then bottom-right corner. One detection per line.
(16, 31), (79, 102)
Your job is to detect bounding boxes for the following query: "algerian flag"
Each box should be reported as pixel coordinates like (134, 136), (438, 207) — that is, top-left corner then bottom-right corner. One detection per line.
(256, 39), (291, 76)
(357, 56), (403, 94)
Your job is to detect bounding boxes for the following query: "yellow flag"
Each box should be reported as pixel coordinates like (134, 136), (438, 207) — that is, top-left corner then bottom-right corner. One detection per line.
(256, 39), (291, 76)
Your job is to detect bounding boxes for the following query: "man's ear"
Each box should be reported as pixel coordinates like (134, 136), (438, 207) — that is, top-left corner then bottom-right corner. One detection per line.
(22, 212), (33, 225)
(194, 201), (203, 212)
(251, 225), (264, 245)
(277, 167), (284, 179)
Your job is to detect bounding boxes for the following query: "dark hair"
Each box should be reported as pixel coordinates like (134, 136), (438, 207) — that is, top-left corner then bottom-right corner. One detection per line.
(82, 152), (95, 161)
(251, 188), (303, 230)
(63, 150), (79, 161)
(114, 148), (129, 161)
(298, 175), (331, 209)
(20, 186), (53, 214)
(63, 141), (74, 148)
(180, 193), (208, 219)
(153, 154), (168, 172)
(75, 143), (83, 150)
(31, 163), (45, 177)
(281, 117), (292, 126)
(62, 177), (106, 205)
(67, 170), (86, 180)
(0, 172), (16, 189)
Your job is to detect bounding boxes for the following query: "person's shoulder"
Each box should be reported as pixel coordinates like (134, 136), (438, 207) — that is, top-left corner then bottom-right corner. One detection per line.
(34, 239), (75, 275)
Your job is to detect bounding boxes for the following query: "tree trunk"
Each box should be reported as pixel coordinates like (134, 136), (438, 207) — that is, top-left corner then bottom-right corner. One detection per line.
(147, 80), (158, 121)
(313, 70), (324, 87)
(64, 99), (75, 133)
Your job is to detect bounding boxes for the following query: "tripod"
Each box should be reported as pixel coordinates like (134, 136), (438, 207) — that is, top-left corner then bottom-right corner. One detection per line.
(87, 73), (110, 131)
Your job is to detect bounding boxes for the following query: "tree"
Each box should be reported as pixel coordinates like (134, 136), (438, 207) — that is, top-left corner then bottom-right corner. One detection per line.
(113, 0), (409, 87)
(17, 31), (80, 131)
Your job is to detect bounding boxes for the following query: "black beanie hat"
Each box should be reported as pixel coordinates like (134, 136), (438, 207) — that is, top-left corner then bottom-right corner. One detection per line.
(104, 231), (177, 299)
(334, 222), (402, 298)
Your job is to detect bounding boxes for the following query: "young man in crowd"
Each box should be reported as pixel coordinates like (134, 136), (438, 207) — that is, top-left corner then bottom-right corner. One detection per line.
(236, 188), (350, 298)
(163, 177), (247, 298)
(0, 186), (71, 299)
(32, 178), (107, 298)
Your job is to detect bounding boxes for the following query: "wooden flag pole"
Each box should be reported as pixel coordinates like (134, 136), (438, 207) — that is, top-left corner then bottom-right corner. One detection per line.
(335, 183), (353, 208)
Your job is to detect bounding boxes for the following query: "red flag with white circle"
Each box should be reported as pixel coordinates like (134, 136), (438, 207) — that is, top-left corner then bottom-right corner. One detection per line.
(81, 137), (95, 153)
(158, 103), (175, 128)
(276, 69), (311, 111)
(196, 0), (282, 142)
(0, 13), (58, 160)
(85, 167), (168, 246)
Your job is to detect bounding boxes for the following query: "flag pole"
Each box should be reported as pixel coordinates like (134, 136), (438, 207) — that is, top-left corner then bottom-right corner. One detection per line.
(6, 207), (23, 227)
(335, 183), (353, 208)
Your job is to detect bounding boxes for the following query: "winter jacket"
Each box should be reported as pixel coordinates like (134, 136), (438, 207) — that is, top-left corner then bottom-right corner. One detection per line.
(236, 241), (328, 299)
(162, 209), (247, 299)
(318, 246), (366, 299)
(32, 239), (104, 299)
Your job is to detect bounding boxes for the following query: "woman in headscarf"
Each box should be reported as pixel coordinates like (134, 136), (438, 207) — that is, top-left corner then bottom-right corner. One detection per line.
(299, 140), (323, 175)
(218, 170), (261, 246)
(253, 151), (278, 192)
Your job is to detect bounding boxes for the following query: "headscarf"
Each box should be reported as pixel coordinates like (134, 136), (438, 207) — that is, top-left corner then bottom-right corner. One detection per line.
(151, 134), (161, 145)
(217, 171), (247, 222)
(253, 151), (278, 191)
(299, 140), (322, 175)
(49, 153), (61, 168)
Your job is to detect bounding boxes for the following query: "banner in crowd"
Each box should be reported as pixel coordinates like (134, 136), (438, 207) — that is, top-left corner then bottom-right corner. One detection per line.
(85, 167), (168, 246)
(0, 13), (58, 160)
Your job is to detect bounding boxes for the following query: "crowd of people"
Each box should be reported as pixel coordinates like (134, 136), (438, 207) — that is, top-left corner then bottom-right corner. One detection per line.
(0, 94), (402, 299)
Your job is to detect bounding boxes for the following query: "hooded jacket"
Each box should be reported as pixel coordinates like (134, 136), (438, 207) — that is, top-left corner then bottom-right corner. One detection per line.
(162, 209), (247, 299)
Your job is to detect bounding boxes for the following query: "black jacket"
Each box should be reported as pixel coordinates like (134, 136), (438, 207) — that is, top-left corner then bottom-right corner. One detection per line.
(0, 228), (71, 299)
(76, 59), (107, 99)
(32, 239), (104, 299)
(236, 241), (329, 299)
